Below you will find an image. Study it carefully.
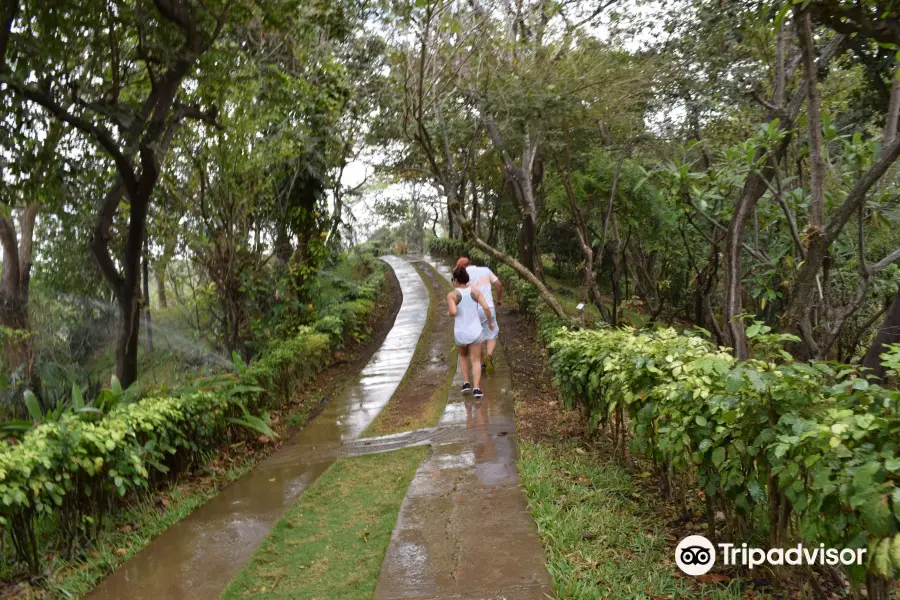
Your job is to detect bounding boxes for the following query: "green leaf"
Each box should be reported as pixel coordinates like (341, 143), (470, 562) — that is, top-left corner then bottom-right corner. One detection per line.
(695, 415), (708, 427)
(712, 447), (726, 466)
(228, 413), (277, 439)
(24, 390), (42, 424)
(110, 375), (123, 397)
(725, 372), (743, 393)
(860, 496), (893, 537)
(71, 384), (84, 410)
(873, 538), (892, 575)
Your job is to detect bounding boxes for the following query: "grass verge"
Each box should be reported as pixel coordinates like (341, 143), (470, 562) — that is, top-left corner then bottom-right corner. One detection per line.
(519, 440), (754, 600)
(364, 260), (454, 436)
(220, 445), (428, 600)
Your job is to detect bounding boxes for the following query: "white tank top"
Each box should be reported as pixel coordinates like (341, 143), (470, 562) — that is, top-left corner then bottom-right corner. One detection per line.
(454, 288), (483, 345)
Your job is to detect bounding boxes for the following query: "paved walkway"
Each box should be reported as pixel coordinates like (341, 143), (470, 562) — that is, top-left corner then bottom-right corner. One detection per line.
(372, 257), (553, 599)
(87, 256), (428, 600)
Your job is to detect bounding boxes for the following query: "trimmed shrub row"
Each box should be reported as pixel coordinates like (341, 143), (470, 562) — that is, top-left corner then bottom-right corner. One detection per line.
(0, 254), (389, 573)
(427, 237), (899, 595)
(549, 327), (899, 590)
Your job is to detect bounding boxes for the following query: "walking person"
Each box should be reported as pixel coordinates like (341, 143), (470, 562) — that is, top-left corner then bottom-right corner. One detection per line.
(455, 257), (502, 373)
(448, 265), (495, 399)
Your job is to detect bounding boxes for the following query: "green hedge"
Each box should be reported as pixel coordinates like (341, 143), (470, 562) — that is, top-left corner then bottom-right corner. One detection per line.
(0, 253), (389, 573)
(429, 236), (899, 592)
(549, 326), (900, 588)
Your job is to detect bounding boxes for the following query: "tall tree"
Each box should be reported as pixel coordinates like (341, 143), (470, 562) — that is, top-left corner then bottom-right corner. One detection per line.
(2, 0), (234, 385)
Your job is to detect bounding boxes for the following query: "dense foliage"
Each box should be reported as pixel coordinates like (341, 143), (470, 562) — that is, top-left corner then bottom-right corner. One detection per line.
(549, 327), (900, 591)
(376, 0), (900, 374)
(0, 251), (387, 575)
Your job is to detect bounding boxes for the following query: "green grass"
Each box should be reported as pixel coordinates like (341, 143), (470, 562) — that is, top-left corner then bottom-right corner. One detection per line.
(519, 440), (757, 600)
(542, 273), (605, 325)
(221, 446), (428, 600)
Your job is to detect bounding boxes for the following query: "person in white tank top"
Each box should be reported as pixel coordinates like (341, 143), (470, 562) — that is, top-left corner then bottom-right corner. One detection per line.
(456, 256), (502, 373)
(448, 265), (494, 398)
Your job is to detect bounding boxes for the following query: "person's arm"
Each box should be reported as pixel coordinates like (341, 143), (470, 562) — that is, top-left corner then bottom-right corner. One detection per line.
(447, 291), (459, 317)
(492, 278), (503, 307)
(474, 289), (494, 329)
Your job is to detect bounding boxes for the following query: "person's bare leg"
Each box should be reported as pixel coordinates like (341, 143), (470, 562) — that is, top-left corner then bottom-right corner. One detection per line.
(459, 345), (471, 384)
(470, 342), (483, 390)
(486, 338), (497, 357)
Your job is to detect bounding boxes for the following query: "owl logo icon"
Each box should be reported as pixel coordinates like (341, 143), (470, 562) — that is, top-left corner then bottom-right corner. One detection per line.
(675, 535), (716, 576)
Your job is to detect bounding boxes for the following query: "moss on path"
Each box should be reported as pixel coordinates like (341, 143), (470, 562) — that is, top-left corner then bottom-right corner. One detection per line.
(364, 260), (455, 436)
(220, 446), (428, 600)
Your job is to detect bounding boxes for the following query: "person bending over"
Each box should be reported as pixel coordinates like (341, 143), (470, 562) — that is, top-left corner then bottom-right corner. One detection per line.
(447, 265), (495, 399)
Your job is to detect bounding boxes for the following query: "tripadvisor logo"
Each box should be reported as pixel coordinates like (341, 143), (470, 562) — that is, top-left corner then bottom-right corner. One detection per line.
(675, 535), (867, 576)
(675, 535), (716, 576)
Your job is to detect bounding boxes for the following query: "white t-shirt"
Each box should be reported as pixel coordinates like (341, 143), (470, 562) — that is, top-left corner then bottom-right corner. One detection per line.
(466, 265), (499, 308)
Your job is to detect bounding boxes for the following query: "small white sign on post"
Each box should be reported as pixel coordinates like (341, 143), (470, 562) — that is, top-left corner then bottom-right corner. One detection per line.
(575, 302), (586, 326)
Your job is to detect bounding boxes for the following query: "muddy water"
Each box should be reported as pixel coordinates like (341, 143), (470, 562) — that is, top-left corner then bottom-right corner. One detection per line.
(86, 256), (428, 600)
(372, 256), (553, 599)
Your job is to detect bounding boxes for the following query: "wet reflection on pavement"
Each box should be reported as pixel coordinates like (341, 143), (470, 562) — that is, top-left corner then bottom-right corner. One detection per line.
(86, 256), (428, 600)
(372, 257), (553, 600)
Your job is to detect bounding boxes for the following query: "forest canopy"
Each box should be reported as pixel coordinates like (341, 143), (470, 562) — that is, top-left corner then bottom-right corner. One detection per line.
(0, 0), (898, 409)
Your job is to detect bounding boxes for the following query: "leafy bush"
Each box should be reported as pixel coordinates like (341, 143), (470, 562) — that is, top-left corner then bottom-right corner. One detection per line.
(547, 326), (900, 590)
(0, 252), (390, 574)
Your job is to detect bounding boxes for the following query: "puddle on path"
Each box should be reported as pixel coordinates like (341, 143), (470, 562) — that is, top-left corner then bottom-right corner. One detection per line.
(86, 256), (428, 600)
(372, 256), (553, 600)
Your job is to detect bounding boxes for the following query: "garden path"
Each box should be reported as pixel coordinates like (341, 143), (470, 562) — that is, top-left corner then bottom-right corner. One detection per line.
(86, 256), (428, 600)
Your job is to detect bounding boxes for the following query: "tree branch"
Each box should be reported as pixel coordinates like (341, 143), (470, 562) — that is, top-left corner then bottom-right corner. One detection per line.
(796, 7), (826, 230)
(0, 0), (18, 71)
(2, 79), (138, 196)
(807, 1), (900, 47)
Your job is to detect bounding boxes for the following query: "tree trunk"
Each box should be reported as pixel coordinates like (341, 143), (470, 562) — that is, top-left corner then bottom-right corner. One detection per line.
(725, 34), (846, 359)
(608, 244), (623, 327)
(0, 203), (41, 385)
(517, 215), (537, 273)
(797, 9), (826, 230)
(116, 290), (141, 388)
(0, 292), (31, 379)
(142, 237), (153, 353)
(480, 114), (545, 279)
(447, 196), (455, 239)
(471, 176), (480, 237)
(156, 265), (168, 309)
(861, 285), (900, 380)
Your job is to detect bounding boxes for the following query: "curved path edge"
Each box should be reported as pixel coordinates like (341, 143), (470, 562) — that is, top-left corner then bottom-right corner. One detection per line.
(86, 256), (429, 600)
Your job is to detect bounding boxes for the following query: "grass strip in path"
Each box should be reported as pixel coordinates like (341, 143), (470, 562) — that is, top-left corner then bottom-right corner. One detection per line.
(364, 260), (455, 436)
(220, 445), (428, 600)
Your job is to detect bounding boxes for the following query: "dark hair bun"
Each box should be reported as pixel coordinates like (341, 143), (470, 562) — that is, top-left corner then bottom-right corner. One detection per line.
(452, 266), (470, 284)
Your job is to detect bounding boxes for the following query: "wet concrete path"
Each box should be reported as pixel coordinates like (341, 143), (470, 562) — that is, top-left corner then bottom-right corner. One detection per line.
(372, 257), (553, 600)
(86, 256), (428, 600)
